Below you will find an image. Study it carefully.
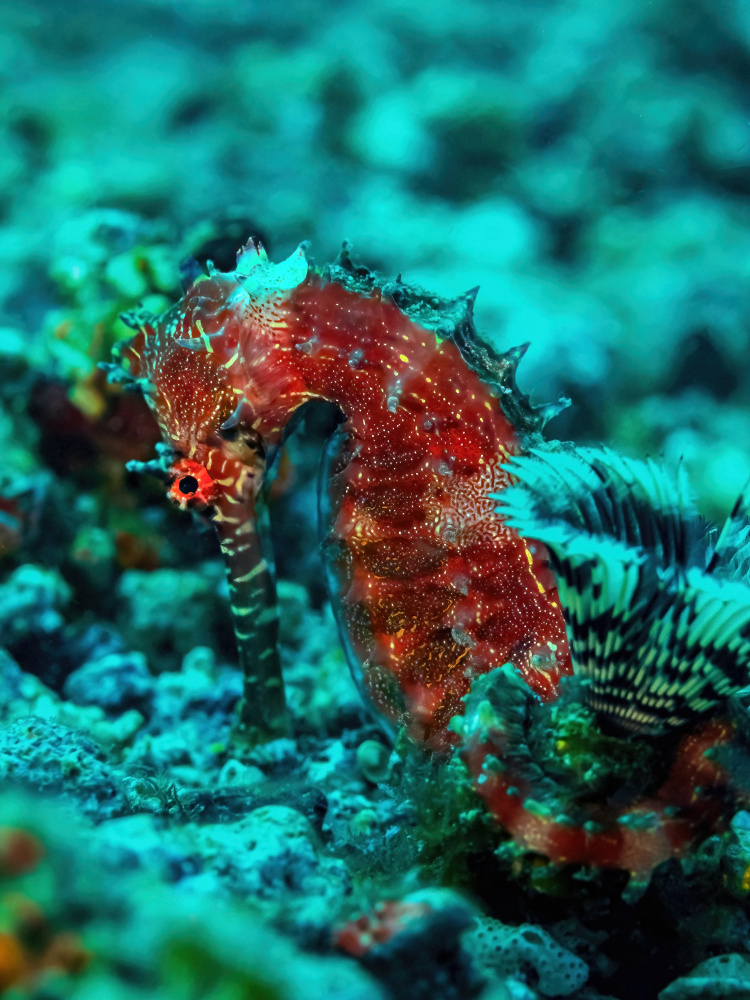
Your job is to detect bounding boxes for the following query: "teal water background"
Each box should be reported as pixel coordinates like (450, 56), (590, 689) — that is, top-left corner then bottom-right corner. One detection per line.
(2, 0), (750, 517)
(2, 6), (750, 998)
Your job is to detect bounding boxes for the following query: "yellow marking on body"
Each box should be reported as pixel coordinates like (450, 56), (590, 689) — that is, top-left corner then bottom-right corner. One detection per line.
(235, 520), (255, 536)
(234, 560), (267, 583)
(524, 546), (547, 593)
(213, 510), (241, 524)
(399, 354), (409, 363)
(215, 476), (236, 486)
(223, 351), (239, 368)
(194, 319), (214, 353)
(130, 348), (141, 358)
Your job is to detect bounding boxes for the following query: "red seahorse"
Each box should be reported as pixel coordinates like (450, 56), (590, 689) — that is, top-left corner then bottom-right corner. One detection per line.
(110, 239), (571, 748)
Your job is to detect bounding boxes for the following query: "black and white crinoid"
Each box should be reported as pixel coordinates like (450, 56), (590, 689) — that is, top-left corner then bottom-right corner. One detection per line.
(495, 445), (750, 736)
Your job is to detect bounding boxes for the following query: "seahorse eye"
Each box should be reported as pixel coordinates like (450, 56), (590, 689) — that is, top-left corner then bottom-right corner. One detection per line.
(178, 475), (200, 494)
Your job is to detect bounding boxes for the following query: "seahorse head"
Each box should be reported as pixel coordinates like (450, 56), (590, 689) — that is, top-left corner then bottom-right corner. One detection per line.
(112, 238), (311, 512)
(109, 239), (314, 742)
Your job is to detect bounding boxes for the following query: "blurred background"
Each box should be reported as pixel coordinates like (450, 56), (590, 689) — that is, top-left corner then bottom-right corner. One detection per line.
(2, 6), (750, 996)
(2, 0), (750, 600)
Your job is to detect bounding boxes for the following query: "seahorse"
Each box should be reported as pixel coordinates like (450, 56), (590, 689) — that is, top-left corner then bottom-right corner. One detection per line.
(108, 239), (571, 748)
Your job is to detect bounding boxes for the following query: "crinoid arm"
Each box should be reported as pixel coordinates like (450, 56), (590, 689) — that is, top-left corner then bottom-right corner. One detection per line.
(495, 446), (750, 735)
(706, 477), (750, 581)
(497, 445), (701, 568)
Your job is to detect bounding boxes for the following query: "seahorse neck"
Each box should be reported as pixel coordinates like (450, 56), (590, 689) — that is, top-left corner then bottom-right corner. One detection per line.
(282, 279), (513, 462)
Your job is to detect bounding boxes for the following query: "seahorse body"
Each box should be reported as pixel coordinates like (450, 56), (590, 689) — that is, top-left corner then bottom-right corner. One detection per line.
(114, 240), (571, 747)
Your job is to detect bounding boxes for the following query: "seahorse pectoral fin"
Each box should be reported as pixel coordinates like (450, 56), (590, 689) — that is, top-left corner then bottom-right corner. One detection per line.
(213, 494), (288, 745)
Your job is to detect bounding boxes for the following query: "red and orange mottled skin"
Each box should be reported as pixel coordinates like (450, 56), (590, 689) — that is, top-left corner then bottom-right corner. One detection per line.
(114, 239), (570, 747)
